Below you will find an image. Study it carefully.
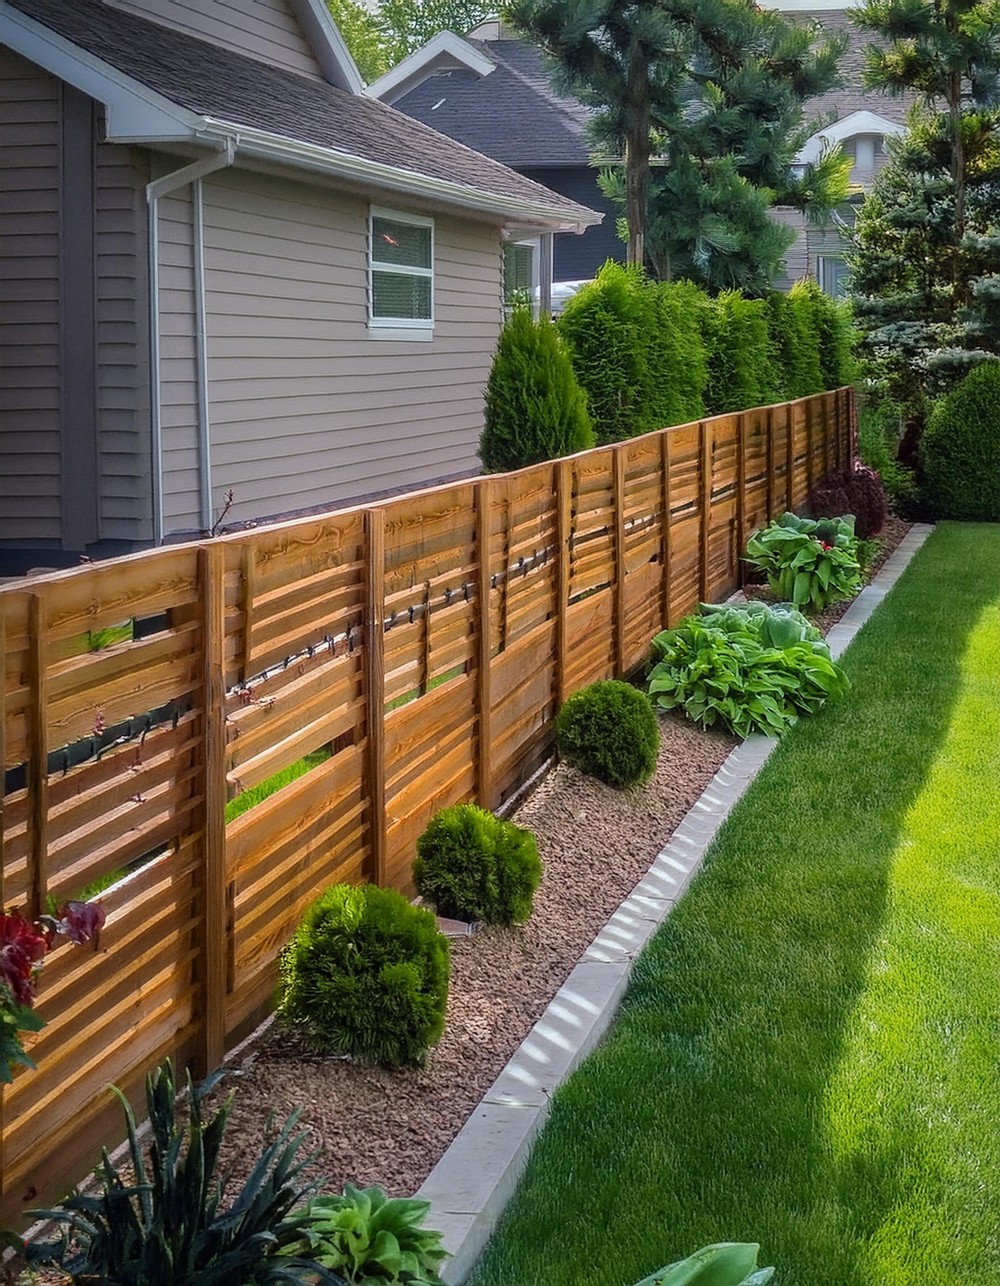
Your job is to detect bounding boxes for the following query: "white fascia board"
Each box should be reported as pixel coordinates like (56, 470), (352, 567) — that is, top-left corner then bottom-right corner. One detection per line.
(0, 2), (203, 140)
(200, 118), (602, 230)
(365, 31), (495, 102)
(797, 110), (907, 164)
(286, 0), (364, 94)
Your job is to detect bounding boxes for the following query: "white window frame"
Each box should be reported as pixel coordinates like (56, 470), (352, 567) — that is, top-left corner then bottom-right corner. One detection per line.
(817, 255), (850, 299)
(368, 206), (434, 341)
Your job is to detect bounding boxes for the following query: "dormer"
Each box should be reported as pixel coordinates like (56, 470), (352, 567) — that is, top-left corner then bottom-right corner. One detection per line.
(795, 110), (905, 189)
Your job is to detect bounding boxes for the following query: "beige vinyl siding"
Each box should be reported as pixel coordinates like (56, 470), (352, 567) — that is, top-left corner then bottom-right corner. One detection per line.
(772, 207), (808, 292)
(107, 0), (323, 79)
(95, 143), (152, 540)
(190, 169), (502, 529)
(0, 49), (62, 543)
(157, 185), (202, 533)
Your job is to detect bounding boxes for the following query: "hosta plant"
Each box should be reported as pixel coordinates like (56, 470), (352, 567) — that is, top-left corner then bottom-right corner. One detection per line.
(743, 512), (862, 612)
(647, 601), (849, 738)
(285, 1184), (447, 1285)
(633, 1241), (774, 1285)
(14, 1060), (336, 1284)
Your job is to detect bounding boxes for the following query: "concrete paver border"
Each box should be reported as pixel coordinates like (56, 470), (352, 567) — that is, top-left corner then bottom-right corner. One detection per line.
(418, 524), (934, 1285)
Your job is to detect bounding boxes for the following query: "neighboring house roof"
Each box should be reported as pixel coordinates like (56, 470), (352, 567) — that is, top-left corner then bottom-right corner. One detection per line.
(783, 7), (919, 161)
(2, 0), (601, 231)
(368, 36), (594, 169)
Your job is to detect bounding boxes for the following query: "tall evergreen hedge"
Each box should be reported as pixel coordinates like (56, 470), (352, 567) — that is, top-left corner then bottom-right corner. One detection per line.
(704, 291), (774, 414)
(555, 262), (653, 445)
(479, 306), (594, 472)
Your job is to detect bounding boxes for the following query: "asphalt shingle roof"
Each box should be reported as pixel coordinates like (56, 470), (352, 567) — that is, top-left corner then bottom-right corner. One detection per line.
(394, 40), (593, 169)
(8, 0), (598, 220)
(787, 9), (918, 128)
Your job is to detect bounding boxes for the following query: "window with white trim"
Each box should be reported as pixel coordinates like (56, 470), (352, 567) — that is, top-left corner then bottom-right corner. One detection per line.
(817, 255), (850, 299)
(369, 208), (434, 335)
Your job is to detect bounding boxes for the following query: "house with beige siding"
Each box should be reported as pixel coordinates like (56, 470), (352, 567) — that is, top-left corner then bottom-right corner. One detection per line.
(0, 0), (599, 572)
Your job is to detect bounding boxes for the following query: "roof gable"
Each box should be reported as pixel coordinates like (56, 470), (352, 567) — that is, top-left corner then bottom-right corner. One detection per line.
(378, 38), (593, 169)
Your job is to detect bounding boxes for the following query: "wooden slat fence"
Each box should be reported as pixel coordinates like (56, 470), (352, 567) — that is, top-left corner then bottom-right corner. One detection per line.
(0, 388), (854, 1224)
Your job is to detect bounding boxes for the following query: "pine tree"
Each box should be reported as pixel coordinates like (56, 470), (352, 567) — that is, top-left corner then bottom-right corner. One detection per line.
(506, 0), (690, 267)
(848, 111), (1000, 413)
(851, 0), (1000, 240)
(510, 0), (847, 291)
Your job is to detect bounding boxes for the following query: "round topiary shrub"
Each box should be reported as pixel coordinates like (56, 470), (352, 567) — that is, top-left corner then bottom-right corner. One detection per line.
(921, 361), (1000, 520)
(555, 680), (660, 788)
(413, 803), (542, 925)
(277, 883), (449, 1068)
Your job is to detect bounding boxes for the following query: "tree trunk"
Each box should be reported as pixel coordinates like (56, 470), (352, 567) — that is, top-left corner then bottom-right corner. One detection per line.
(624, 43), (650, 269)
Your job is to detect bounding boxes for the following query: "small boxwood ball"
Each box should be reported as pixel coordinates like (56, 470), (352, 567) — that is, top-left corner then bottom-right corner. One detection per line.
(555, 680), (660, 788)
(414, 803), (542, 925)
(277, 882), (449, 1069)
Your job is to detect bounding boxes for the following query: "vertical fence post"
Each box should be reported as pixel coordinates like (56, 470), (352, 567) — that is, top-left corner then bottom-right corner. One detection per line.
(555, 459), (572, 708)
(766, 407), (776, 521)
(736, 413), (748, 587)
(613, 445), (627, 677)
(805, 396), (816, 496)
(475, 480), (493, 811)
(659, 429), (673, 629)
(27, 591), (47, 924)
(786, 404), (796, 512)
(849, 386), (859, 460)
(239, 544), (255, 684)
(197, 542), (227, 1076)
(364, 509), (386, 888)
(699, 420), (712, 601)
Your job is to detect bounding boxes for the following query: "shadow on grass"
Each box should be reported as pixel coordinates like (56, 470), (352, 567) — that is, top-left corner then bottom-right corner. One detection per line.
(469, 524), (1000, 1286)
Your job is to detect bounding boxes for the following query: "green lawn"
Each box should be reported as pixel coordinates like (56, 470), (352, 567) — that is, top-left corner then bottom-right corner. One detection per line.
(469, 523), (1000, 1286)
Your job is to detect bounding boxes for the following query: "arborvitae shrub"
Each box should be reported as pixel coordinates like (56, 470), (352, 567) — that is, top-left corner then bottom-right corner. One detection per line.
(278, 883), (449, 1068)
(817, 295), (856, 390)
(480, 307), (594, 471)
(557, 262), (653, 444)
(786, 281), (824, 397)
(704, 292), (772, 413)
(413, 803), (542, 925)
(647, 280), (710, 426)
(921, 361), (1000, 520)
(555, 680), (660, 788)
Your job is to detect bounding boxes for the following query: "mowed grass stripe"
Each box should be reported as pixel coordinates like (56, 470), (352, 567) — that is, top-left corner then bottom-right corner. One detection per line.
(469, 523), (1000, 1286)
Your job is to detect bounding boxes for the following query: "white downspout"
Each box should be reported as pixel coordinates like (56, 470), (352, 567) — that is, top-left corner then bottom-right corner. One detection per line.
(146, 139), (236, 543)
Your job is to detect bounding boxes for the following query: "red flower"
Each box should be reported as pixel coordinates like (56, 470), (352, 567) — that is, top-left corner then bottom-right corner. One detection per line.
(820, 541), (833, 551)
(0, 912), (50, 1007)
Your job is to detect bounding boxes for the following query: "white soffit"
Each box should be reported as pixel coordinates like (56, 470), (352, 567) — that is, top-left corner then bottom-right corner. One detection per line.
(365, 31), (496, 102)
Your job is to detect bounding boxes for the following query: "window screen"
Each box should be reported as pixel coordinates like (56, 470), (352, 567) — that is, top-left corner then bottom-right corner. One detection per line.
(370, 212), (433, 325)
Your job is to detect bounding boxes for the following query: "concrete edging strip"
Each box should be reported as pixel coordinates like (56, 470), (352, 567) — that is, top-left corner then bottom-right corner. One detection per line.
(418, 523), (934, 1285)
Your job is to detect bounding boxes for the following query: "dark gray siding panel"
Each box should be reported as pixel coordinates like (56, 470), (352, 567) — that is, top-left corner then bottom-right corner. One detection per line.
(96, 143), (152, 539)
(521, 166), (622, 281)
(0, 48), (62, 543)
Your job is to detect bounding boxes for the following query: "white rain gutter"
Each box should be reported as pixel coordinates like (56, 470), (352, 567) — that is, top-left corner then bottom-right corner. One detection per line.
(196, 120), (603, 233)
(146, 140), (236, 544)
